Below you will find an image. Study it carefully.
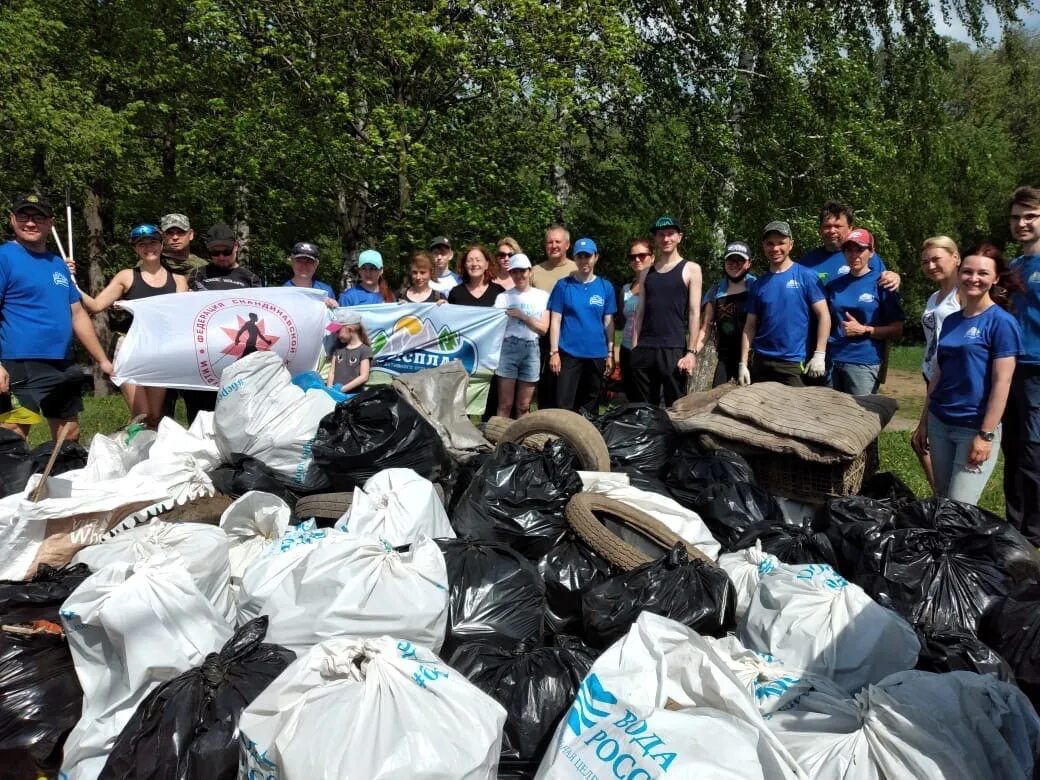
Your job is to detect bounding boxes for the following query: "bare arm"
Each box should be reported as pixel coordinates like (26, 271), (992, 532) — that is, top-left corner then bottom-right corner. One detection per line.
(548, 311), (563, 375)
(78, 270), (132, 314)
(811, 299), (831, 354)
(697, 300), (715, 352)
(71, 302), (113, 374)
(603, 315), (615, 367)
(684, 262), (702, 350)
(340, 358), (371, 392)
(630, 268), (649, 349)
(967, 355), (1016, 468)
(174, 274), (189, 293)
(740, 313), (758, 365)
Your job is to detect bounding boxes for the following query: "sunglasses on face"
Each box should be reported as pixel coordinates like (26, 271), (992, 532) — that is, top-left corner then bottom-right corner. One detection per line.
(14, 211), (50, 223)
(629, 252), (652, 261)
(209, 247), (234, 257)
(496, 251), (514, 259)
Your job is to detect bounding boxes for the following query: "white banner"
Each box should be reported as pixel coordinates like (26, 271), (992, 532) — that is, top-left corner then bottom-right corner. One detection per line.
(336, 303), (506, 376)
(113, 288), (328, 390)
(334, 303), (507, 414)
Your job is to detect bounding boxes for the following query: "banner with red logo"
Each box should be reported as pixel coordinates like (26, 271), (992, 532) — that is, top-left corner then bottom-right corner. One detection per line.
(112, 288), (328, 390)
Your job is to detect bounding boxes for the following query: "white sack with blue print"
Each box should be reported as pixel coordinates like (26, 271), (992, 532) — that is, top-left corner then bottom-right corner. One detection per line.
(238, 635), (505, 779)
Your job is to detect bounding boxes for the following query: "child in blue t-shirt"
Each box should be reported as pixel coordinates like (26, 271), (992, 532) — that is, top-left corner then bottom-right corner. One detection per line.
(913, 252), (1022, 506)
(739, 221), (830, 387)
(825, 229), (905, 395)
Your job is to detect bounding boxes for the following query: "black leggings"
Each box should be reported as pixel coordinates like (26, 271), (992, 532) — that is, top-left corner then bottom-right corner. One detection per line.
(556, 351), (605, 415)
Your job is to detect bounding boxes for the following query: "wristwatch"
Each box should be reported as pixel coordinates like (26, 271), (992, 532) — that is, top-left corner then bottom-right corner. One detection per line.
(684, 349), (695, 355)
(978, 430), (996, 442)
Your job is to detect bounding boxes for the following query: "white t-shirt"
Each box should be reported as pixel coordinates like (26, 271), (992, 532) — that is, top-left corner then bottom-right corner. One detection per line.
(495, 287), (550, 341)
(922, 287), (961, 381)
(429, 271), (461, 293)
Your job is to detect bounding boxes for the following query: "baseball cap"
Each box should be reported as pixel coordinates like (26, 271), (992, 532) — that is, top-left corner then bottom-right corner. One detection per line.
(724, 241), (751, 261)
(206, 223), (236, 247)
(358, 249), (384, 269)
(428, 236), (451, 250)
(651, 215), (683, 233)
(573, 237), (598, 256)
(291, 241), (320, 260)
(762, 220), (793, 238)
(11, 193), (53, 217)
(327, 308), (364, 333)
(160, 213), (191, 231)
(842, 228), (874, 250)
(507, 253), (532, 271)
(129, 224), (163, 244)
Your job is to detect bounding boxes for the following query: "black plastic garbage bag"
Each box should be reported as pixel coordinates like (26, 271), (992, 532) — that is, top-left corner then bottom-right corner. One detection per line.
(437, 539), (546, 659)
(582, 545), (735, 648)
(914, 626), (1014, 681)
(537, 533), (616, 635)
(0, 564), (90, 769)
(312, 387), (450, 491)
(855, 498), (1040, 634)
(858, 471), (916, 501)
(209, 455), (310, 509)
(814, 495), (901, 578)
(615, 467), (674, 499)
(449, 635), (596, 765)
(979, 584), (1040, 707)
(451, 440), (582, 559)
(99, 617), (294, 780)
(595, 404), (677, 476)
(0, 429), (32, 498)
(733, 523), (840, 569)
(663, 446), (756, 495)
(29, 440), (88, 477)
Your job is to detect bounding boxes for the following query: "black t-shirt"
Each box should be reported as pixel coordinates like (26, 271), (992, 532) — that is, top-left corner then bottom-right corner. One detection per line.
(447, 282), (504, 307)
(189, 263), (262, 291)
(711, 289), (750, 358)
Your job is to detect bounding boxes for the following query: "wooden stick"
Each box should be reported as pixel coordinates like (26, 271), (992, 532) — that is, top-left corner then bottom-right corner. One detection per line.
(30, 422), (70, 502)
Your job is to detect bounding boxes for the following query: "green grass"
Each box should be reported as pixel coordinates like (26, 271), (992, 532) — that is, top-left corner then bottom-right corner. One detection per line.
(879, 429), (1005, 517)
(26, 394), (187, 448)
(887, 344), (925, 374)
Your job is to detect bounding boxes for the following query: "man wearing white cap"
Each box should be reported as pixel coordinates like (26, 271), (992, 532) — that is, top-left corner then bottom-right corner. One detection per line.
(494, 253), (550, 418)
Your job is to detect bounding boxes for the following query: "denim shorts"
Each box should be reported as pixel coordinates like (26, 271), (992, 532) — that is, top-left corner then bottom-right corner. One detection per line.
(497, 336), (540, 383)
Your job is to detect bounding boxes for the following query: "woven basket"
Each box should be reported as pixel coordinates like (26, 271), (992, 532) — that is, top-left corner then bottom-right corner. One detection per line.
(745, 440), (879, 504)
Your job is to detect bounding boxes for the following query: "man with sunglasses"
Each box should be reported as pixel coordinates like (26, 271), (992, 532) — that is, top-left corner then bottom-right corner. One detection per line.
(183, 223), (262, 422)
(188, 223), (262, 292)
(0, 193), (112, 441)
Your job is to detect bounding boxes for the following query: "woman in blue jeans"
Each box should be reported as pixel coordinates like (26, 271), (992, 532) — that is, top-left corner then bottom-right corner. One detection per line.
(912, 251), (1022, 504)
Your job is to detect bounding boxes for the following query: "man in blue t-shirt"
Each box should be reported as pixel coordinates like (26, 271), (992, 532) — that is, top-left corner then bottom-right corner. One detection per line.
(1004, 185), (1040, 543)
(797, 201), (900, 289)
(0, 193), (113, 441)
(283, 241), (336, 306)
(738, 220), (830, 387)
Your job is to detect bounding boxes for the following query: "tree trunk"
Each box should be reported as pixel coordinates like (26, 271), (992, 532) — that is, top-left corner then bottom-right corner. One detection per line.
(337, 184), (367, 292)
(235, 184), (251, 268)
(84, 184), (111, 397)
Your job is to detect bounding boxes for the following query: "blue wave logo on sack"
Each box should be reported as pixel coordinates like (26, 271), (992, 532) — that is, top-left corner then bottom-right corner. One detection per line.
(795, 563), (848, 590)
(370, 315), (478, 374)
(274, 519), (326, 553)
(559, 673), (679, 777)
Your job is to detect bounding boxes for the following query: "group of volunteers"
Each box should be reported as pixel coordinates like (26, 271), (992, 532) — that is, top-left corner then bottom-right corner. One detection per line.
(0, 187), (1038, 543)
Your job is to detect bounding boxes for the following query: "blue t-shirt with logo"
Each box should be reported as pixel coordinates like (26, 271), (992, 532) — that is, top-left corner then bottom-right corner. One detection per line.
(798, 246), (887, 287)
(338, 287), (385, 306)
(548, 275), (617, 359)
(825, 270), (905, 365)
(284, 278), (335, 297)
(930, 305), (1022, 428)
(746, 263), (825, 362)
(1010, 254), (1040, 365)
(0, 240), (81, 360)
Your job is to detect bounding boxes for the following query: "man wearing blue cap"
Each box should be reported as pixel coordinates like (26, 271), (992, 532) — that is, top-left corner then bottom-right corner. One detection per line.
(630, 215), (702, 405)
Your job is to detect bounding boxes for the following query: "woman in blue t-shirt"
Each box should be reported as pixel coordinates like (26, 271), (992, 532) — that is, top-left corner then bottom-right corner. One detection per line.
(912, 251), (1022, 505)
(547, 237), (617, 414)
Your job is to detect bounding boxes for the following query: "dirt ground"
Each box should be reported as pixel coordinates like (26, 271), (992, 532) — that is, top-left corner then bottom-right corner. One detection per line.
(879, 368), (925, 431)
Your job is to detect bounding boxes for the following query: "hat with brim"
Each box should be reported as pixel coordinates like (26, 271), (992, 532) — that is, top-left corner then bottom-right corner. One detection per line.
(842, 228), (874, 250)
(11, 193), (53, 218)
(762, 220), (792, 238)
(507, 253), (533, 271)
(358, 249), (383, 269)
(161, 213), (191, 232)
(724, 241), (751, 261)
(428, 236), (451, 250)
(651, 215), (683, 233)
(326, 309), (363, 332)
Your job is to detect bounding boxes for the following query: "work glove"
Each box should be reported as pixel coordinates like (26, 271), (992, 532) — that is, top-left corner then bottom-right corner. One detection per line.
(805, 351), (827, 378)
(737, 362), (751, 386)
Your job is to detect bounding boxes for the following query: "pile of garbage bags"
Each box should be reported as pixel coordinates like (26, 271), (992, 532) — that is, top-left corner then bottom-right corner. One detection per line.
(2, 358), (1039, 779)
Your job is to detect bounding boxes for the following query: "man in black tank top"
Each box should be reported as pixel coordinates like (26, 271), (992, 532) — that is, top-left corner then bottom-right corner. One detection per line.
(630, 216), (702, 406)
